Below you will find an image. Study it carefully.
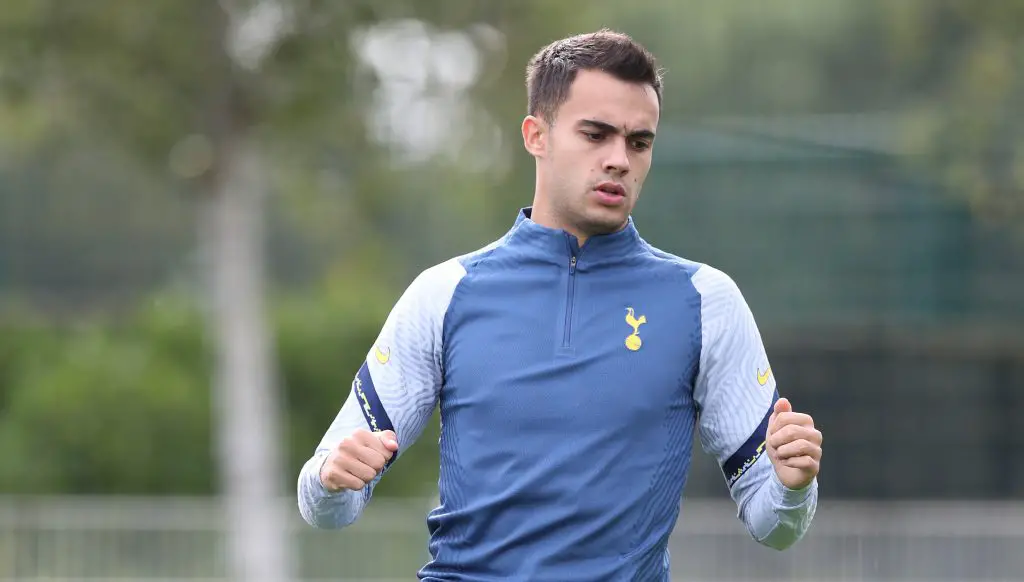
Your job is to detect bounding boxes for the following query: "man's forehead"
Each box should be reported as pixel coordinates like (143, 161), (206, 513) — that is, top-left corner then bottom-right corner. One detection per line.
(559, 73), (660, 130)
(560, 92), (659, 128)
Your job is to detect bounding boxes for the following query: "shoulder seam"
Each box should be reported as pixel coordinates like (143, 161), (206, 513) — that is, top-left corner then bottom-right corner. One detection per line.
(457, 231), (512, 274)
(638, 240), (706, 276)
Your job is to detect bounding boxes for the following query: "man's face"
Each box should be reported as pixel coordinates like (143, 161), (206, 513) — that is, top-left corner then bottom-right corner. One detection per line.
(526, 69), (660, 239)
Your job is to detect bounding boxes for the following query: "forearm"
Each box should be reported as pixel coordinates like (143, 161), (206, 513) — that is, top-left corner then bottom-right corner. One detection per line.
(296, 261), (459, 529)
(296, 450), (369, 529)
(738, 463), (818, 550)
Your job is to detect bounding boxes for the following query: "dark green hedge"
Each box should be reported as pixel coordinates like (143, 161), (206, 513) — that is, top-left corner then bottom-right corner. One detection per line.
(0, 278), (441, 498)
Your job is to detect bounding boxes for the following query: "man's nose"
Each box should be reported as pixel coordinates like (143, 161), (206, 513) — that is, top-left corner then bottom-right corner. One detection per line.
(603, 139), (631, 175)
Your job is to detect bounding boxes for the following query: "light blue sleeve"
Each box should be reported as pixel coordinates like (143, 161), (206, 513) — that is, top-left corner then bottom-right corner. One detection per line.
(691, 265), (818, 550)
(297, 258), (466, 529)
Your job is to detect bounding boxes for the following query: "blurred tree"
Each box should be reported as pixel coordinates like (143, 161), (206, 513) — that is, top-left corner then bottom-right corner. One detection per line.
(877, 0), (1024, 236)
(0, 2), (381, 579)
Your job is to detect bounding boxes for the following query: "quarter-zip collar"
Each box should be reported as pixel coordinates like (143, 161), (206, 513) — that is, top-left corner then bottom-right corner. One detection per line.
(505, 207), (644, 269)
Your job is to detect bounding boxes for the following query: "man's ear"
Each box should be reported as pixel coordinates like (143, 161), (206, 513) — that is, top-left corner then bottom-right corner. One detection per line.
(522, 115), (547, 157)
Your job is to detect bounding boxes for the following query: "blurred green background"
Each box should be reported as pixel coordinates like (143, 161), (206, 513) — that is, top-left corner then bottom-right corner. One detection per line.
(0, 1), (1021, 580)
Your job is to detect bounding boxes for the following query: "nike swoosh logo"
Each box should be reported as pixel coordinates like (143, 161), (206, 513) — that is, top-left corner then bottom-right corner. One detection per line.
(374, 346), (390, 364)
(757, 366), (772, 386)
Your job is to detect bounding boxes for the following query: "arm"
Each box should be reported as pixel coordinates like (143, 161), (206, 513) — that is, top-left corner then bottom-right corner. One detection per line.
(297, 258), (466, 529)
(691, 265), (818, 550)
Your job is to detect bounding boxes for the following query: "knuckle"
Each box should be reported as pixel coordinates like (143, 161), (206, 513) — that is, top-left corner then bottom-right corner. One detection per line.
(342, 475), (364, 490)
(343, 466), (368, 486)
(781, 425), (801, 441)
(327, 451), (348, 469)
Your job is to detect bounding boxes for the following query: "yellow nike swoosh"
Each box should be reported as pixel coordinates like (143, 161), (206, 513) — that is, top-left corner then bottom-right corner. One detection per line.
(375, 346), (390, 364)
(757, 366), (772, 386)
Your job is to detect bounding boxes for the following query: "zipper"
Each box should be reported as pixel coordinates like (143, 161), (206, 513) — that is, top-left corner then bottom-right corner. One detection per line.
(562, 254), (577, 348)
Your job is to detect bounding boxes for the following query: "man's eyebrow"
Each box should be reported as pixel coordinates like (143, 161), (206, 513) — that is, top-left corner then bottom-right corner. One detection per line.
(578, 119), (655, 140)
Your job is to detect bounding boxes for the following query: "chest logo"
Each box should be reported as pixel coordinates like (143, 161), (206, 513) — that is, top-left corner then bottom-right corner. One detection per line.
(625, 307), (647, 351)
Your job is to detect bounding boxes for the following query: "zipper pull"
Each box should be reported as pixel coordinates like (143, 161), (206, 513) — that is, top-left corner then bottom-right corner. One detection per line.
(569, 256), (577, 273)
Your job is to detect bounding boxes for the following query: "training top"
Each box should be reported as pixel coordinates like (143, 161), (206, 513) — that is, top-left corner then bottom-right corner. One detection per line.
(298, 208), (818, 581)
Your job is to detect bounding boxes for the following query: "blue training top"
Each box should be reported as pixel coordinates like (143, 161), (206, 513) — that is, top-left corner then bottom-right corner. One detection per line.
(298, 208), (818, 581)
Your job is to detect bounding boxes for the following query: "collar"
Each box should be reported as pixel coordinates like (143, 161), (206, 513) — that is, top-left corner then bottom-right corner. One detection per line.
(504, 207), (643, 267)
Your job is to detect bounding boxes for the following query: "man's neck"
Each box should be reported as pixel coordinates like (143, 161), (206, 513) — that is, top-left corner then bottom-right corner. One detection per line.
(528, 197), (590, 245)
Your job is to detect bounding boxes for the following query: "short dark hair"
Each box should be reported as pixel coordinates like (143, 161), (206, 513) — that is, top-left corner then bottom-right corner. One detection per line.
(525, 29), (663, 122)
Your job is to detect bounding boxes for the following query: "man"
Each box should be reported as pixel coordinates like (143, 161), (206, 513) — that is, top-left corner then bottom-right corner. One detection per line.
(298, 29), (822, 580)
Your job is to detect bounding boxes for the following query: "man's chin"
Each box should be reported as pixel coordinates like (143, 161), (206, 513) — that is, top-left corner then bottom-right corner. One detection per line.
(579, 207), (630, 237)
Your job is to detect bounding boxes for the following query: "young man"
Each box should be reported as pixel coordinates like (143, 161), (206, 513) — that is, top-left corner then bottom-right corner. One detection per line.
(298, 29), (822, 580)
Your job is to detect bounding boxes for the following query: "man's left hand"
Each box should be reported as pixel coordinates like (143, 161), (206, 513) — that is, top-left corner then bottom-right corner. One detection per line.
(765, 398), (822, 490)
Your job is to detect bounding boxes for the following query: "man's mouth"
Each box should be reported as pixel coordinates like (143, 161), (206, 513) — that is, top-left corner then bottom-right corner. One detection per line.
(594, 182), (625, 197)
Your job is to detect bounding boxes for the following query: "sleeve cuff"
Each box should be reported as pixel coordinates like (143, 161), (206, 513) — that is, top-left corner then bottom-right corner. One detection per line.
(770, 470), (816, 508)
(311, 451), (339, 497)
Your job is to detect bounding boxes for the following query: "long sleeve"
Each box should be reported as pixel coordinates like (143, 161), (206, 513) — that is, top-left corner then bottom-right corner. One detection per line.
(691, 265), (818, 550)
(297, 258), (466, 529)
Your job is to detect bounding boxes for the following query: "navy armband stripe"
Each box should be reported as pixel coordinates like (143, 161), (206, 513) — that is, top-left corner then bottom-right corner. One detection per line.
(722, 391), (779, 488)
(353, 362), (397, 469)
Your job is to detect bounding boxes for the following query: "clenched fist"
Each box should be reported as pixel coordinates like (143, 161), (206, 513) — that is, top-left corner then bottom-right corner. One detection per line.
(766, 398), (822, 490)
(319, 429), (399, 492)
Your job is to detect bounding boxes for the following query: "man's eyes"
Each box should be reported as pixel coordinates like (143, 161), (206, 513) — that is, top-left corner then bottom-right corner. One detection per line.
(631, 140), (651, 151)
(582, 132), (651, 151)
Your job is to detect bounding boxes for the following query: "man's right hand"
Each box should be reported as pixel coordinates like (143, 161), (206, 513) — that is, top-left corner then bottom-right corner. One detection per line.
(319, 429), (399, 492)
